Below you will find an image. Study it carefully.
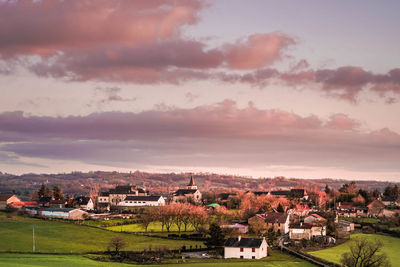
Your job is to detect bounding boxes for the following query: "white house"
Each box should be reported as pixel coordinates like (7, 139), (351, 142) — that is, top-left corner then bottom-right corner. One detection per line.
(289, 223), (326, 240)
(75, 196), (94, 211)
(224, 236), (268, 259)
(117, 195), (165, 207)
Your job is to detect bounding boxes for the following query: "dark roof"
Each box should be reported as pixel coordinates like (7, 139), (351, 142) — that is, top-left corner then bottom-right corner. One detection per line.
(289, 223), (314, 229)
(75, 196), (91, 205)
(260, 213), (289, 223)
(253, 191), (270, 196)
(98, 203), (110, 207)
(99, 192), (109, 197)
(290, 189), (306, 198)
(50, 199), (66, 204)
(39, 196), (53, 203)
(270, 190), (290, 196)
(40, 208), (75, 212)
(124, 196), (162, 201)
(224, 237), (264, 248)
(188, 176), (196, 186)
(174, 189), (198, 196)
(0, 194), (14, 201)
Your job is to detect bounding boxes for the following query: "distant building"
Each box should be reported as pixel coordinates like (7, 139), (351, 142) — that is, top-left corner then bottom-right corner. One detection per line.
(224, 236), (268, 259)
(0, 194), (21, 210)
(172, 176), (202, 204)
(75, 196), (94, 211)
(289, 223), (326, 240)
(338, 220), (355, 232)
(304, 213), (326, 224)
(96, 184), (148, 209)
(257, 213), (290, 234)
(221, 223), (249, 234)
(117, 195), (165, 207)
(367, 200), (385, 217)
(39, 208), (88, 220)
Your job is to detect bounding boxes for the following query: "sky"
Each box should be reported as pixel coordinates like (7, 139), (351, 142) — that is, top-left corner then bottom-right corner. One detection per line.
(0, 0), (400, 181)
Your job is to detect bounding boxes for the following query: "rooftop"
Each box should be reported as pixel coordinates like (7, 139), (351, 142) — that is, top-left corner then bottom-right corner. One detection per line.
(224, 237), (265, 248)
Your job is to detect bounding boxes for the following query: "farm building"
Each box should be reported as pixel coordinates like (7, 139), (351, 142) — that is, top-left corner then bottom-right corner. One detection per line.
(117, 195), (165, 207)
(39, 208), (88, 220)
(224, 236), (268, 259)
(0, 194), (21, 210)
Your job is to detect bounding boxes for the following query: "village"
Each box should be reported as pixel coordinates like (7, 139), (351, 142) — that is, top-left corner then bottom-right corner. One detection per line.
(1, 176), (399, 265)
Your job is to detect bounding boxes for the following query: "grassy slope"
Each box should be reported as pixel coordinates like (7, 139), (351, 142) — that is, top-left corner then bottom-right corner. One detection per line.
(308, 233), (400, 265)
(0, 215), (202, 253)
(106, 221), (195, 232)
(0, 252), (315, 267)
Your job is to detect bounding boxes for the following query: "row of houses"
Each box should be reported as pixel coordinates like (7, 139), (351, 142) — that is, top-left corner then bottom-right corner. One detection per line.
(96, 176), (202, 211)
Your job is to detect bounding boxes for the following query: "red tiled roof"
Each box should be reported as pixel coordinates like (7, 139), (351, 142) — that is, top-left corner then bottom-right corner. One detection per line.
(10, 201), (38, 207)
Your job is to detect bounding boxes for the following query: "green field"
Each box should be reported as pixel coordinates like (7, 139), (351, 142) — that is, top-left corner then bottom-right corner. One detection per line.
(340, 217), (379, 224)
(106, 221), (195, 232)
(0, 215), (203, 253)
(308, 233), (400, 265)
(0, 252), (315, 267)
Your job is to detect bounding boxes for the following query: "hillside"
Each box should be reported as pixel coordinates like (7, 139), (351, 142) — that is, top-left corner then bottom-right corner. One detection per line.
(0, 171), (398, 198)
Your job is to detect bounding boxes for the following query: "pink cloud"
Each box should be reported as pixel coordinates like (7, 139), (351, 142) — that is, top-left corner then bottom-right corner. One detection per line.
(0, 0), (204, 57)
(0, 101), (399, 172)
(224, 32), (295, 69)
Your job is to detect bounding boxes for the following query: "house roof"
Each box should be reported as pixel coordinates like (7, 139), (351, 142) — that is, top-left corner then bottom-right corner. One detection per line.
(40, 208), (75, 212)
(0, 194), (15, 201)
(50, 199), (66, 204)
(10, 201), (38, 207)
(224, 237), (265, 248)
(290, 223), (314, 229)
(259, 212), (289, 223)
(124, 195), (162, 201)
(174, 189), (198, 196)
(75, 196), (91, 205)
(253, 191), (270, 196)
(270, 190), (290, 196)
(290, 189), (306, 198)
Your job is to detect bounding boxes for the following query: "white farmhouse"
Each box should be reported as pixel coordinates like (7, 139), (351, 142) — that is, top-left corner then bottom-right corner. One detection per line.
(117, 195), (165, 207)
(224, 236), (268, 259)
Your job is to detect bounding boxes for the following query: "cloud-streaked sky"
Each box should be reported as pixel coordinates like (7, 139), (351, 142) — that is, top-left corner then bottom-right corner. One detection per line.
(1, 0), (399, 181)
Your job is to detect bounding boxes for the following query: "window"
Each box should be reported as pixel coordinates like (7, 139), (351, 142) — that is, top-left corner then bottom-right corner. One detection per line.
(252, 256), (255, 259)
(240, 248), (243, 252)
(252, 248), (255, 252)
(240, 256), (243, 259)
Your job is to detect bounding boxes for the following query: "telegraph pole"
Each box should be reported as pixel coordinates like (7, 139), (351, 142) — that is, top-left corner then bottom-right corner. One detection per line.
(32, 225), (35, 253)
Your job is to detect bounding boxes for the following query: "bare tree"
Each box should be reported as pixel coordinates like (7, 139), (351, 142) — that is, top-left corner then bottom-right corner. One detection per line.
(108, 236), (127, 255)
(340, 237), (390, 267)
(248, 216), (267, 236)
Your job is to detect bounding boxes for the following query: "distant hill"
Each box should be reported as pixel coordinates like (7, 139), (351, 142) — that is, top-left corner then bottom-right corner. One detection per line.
(0, 170), (398, 199)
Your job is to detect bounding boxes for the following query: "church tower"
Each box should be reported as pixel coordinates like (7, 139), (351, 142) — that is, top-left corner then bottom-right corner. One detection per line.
(187, 176), (198, 190)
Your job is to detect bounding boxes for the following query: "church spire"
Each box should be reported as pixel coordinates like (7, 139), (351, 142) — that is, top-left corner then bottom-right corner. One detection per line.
(187, 176), (197, 189)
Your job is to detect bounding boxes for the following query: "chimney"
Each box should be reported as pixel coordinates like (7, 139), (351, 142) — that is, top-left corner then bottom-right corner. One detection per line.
(238, 235), (241, 241)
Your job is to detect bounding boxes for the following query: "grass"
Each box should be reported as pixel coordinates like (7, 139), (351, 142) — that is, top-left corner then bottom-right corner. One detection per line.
(0, 215), (203, 253)
(389, 227), (400, 232)
(0, 252), (315, 267)
(106, 221), (195, 233)
(308, 233), (400, 265)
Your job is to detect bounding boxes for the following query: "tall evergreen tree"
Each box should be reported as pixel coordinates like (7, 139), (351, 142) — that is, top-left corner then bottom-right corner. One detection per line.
(204, 223), (225, 248)
(52, 185), (64, 200)
(277, 203), (284, 213)
(37, 184), (51, 198)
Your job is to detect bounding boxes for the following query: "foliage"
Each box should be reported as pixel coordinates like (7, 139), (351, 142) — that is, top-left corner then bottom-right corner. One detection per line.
(340, 237), (390, 267)
(248, 216), (267, 236)
(53, 185), (64, 200)
(37, 184), (51, 198)
(204, 223), (225, 248)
